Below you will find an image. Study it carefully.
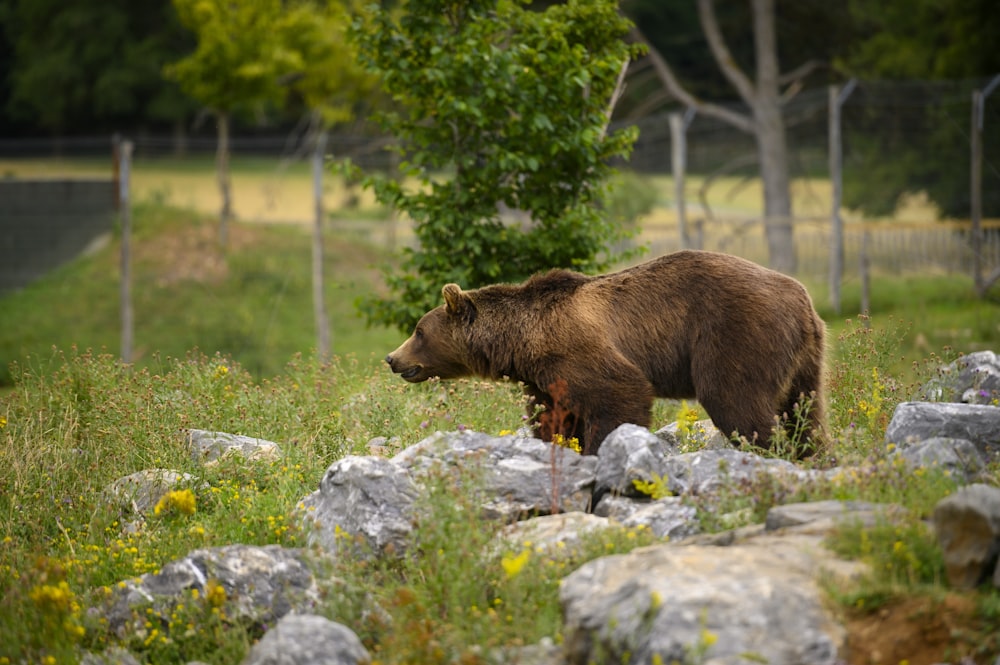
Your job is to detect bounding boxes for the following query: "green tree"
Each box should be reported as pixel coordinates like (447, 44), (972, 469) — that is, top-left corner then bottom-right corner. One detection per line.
(282, 1), (377, 129)
(0, 0), (193, 134)
(280, 0), (378, 360)
(843, 0), (1000, 80)
(838, 0), (1000, 219)
(165, 0), (305, 247)
(628, 0), (832, 275)
(353, 0), (644, 331)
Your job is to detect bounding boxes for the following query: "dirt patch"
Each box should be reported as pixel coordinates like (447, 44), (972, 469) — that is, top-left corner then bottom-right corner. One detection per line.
(135, 220), (261, 287)
(845, 593), (989, 664)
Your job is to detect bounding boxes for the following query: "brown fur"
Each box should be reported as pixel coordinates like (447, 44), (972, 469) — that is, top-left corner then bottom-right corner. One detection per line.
(386, 250), (827, 456)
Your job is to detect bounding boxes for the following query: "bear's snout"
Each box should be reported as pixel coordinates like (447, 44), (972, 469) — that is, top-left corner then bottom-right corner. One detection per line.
(386, 353), (424, 382)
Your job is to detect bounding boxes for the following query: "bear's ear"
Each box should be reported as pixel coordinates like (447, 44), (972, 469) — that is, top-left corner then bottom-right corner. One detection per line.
(442, 283), (474, 319)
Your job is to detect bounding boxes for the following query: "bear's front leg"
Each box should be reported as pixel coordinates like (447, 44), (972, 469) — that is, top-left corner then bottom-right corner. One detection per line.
(522, 383), (586, 446)
(570, 366), (655, 455)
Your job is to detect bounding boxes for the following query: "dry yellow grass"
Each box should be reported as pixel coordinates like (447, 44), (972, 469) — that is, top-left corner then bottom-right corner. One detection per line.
(0, 157), (382, 225)
(0, 156), (952, 233)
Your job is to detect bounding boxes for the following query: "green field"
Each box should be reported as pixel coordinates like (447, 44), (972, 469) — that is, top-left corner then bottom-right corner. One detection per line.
(0, 202), (402, 386)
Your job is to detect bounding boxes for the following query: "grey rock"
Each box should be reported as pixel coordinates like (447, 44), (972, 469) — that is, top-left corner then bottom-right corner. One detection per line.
(657, 418), (732, 450)
(393, 430), (597, 520)
(661, 447), (804, 496)
(932, 484), (1000, 590)
(185, 429), (281, 464)
(765, 500), (896, 533)
(595, 424), (674, 498)
(922, 351), (1000, 404)
(560, 541), (845, 665)
(103, 468), (196, 517)
(885, 402), (1000, 463)
(498, 512), (613, 555)
(80, 647), (141, 665)
(488, 637), (561, 665)
(892, 436), (985, 481)
(301, 455), (419, 558)
(366, 435), (400, 456)
(105, 545), (320, 638)
(593, 494), (699, 541)
(241, 614), (370, 665)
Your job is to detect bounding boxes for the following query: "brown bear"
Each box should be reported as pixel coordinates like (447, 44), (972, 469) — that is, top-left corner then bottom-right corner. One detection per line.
(386, 250), (827, 456)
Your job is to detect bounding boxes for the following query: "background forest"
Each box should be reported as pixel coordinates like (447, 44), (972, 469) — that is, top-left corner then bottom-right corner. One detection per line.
(2, 0), (999, 224)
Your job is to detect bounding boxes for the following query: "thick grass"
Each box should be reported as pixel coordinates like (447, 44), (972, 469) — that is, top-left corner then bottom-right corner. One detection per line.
(1, 322), (997, 664)
(2, 199), (1000, 663)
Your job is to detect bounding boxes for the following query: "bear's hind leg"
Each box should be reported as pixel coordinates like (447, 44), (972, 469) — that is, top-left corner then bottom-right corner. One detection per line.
(778, 358), (827, 457)
(699, 392), (779, 448)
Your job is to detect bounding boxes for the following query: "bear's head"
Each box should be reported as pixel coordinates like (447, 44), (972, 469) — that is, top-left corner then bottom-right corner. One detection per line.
(385, 284), (476, 383)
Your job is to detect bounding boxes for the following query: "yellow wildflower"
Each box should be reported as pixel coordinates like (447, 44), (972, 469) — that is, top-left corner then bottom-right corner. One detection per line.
(501, 549), (531, 579)
(551, 433), (582, 453)
(632, 473), (671, 499)
(205, 580), (227, 608)
(153, 489), (197, 517)
(30, 581), (75, 613)
(676, 401), (700, 439)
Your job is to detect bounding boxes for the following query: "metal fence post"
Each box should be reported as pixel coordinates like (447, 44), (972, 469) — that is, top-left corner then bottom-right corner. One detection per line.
(829, 79), (855, 315)
(119, 139), (134, 364)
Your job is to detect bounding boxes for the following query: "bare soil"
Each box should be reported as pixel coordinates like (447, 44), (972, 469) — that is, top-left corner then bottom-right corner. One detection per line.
(845, 593), (994, 665)
(135, 219), (258, 287)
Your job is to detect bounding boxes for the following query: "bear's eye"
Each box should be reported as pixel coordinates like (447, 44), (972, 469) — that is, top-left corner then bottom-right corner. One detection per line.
(414, 328), (424, 340)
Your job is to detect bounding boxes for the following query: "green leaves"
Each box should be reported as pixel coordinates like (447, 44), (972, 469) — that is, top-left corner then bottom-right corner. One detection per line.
(166, 0), (289, 113)
(165, 0), (370, 125)
(354, 0), (644, 330)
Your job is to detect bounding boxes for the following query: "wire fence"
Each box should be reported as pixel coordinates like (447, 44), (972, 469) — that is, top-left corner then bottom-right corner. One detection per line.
(2, 77), (999, 287)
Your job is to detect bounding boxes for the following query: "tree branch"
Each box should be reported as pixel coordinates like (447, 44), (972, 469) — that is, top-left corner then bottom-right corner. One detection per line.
(697, 0), (756, 106)
(626, 88), (671, 120)
(629, 26), (754, 134)
(778, 59), (824, 104)
(779, 59), (823, 87)
(600, 57), (631, 140)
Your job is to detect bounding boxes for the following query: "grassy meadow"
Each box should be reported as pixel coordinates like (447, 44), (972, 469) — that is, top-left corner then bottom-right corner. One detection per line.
(1, 160), (1000, 663)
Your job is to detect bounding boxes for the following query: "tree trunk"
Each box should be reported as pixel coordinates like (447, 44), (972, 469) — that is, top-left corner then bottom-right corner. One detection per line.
(669, 112), (691, 249)
(634, 0), (806, 273)
(216, 111), (232, 249)
(173, 119), (189, 158)
(755, 104), (795, 273)
(751, 0), (795, 274)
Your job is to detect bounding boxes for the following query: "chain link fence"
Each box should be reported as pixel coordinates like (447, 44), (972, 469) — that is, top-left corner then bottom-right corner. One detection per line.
(3, 77), (999, 287)
(620, 77), (1000, 287)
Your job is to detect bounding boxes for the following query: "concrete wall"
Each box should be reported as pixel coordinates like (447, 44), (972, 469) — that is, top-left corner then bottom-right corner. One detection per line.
(0, 179), (116, 293)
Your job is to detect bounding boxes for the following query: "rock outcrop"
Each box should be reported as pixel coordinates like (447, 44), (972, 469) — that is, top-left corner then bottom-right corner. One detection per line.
(88, 352), (1000, 664)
